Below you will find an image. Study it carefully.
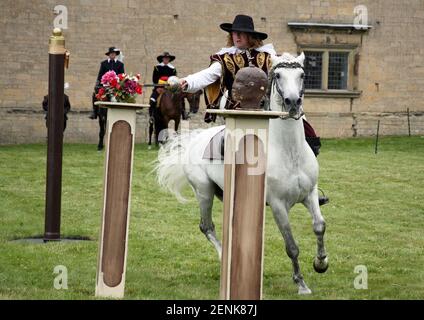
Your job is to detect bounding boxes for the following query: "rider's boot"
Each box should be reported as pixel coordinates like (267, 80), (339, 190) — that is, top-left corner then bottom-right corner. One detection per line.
(88, 110), (97, 120)
(149, 100), (155, 124)
(89, 108), (98, 120)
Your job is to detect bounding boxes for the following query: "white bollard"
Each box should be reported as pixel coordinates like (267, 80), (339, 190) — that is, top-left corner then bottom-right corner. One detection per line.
(94, 101), (148, 298)
(208, 109), (287, 300)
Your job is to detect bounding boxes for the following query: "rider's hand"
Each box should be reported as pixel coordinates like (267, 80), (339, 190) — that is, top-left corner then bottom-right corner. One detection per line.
(180, 79), (188, 91)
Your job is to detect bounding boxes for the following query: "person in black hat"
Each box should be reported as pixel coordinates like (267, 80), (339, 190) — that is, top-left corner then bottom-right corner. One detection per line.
(89, 47), (125, 119)
(149, 51), (189, 123)
(42, 93), (71, 132)
(153, 52), (177, 85)
(179, 14), (329, 206)
(180, 14), (274, 117)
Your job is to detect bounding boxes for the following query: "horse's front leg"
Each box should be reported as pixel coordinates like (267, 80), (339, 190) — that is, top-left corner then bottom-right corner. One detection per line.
(270, 201), (312, 295)
(148, 121), (154, 149)
(303, 187), (328, 273)
(154, 117), (163, 145)
(186, 169), (222, 260)
(174, 118), (180, 133)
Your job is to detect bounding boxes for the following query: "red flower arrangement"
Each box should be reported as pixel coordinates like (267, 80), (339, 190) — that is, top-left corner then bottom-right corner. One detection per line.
(96, 71), (143, 103)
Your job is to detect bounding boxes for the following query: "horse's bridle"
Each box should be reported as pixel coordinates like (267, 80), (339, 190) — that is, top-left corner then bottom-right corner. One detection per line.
(265, 61), (305, 120)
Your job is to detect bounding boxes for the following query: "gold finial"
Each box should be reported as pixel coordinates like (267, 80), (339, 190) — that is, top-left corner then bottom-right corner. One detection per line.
(53, 28), (62, 37)
(49, 28), (65, 54)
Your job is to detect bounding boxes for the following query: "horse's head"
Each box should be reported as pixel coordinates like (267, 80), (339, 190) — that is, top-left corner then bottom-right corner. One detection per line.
(268, 52), (305, 119)
(184, 90), (202, 114)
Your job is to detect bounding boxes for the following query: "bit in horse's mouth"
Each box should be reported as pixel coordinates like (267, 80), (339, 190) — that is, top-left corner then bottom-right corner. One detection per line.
(289, 109), (298, 117)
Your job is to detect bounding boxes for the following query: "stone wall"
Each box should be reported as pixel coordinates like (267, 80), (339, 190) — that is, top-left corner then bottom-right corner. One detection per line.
(0, 107), (221, 145)
(1, 0), (423, 144)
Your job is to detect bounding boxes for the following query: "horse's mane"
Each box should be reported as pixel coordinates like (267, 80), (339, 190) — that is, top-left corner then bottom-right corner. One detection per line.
(276, 52), (304, 67)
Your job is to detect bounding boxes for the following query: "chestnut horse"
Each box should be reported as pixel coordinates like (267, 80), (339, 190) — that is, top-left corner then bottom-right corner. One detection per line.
(149, 90), (202, 147)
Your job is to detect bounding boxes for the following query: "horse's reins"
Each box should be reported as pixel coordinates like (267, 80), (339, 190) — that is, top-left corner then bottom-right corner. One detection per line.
(265, 61), (305, 120)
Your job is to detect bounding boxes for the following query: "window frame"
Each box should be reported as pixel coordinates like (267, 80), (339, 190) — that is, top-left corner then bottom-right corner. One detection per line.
(300, 46), (361, 98)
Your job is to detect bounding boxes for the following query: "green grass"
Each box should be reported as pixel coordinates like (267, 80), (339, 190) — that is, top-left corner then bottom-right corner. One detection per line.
(0, 136), (423, 300)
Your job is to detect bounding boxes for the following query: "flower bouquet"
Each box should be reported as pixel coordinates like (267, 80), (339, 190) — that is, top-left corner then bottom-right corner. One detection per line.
(96, 71), (143, 103)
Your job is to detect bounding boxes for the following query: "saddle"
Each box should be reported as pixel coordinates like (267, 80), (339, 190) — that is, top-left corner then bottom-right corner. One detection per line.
(203, 128), (225, 160)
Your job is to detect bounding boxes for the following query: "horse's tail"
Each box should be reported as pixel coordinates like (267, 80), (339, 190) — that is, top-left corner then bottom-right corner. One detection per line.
(155, 130), (201, 203)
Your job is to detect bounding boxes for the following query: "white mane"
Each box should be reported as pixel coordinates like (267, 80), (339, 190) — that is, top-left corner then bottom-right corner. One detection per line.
(273, 52), (305, 68)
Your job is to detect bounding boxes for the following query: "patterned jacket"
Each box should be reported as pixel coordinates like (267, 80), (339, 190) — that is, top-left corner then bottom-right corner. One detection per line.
(206, 48), (273, 110)
(183, 44), (276, 122)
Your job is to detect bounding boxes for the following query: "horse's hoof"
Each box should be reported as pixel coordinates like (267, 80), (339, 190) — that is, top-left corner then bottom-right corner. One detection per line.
(313, 256), (329, 273)
(298, 287), (312, 295)
(148, 145), (152, 150)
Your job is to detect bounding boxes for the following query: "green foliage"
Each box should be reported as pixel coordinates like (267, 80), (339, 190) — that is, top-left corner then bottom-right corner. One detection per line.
(0, 136), (423, 299)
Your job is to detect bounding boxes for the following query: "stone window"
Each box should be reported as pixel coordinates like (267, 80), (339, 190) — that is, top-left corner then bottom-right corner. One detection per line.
(328, 51), (349, 89)
(288, 22), (371, 98)
(304, 51), (323, 89)
(304, 49), (351, 90)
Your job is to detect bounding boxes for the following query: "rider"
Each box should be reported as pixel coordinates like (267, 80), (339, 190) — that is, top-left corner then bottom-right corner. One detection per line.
(42, 84), (71, 132)
(179, 14), (329, 206)
(149, 52), (188, 123)
(151, 75), (169, 118)
(89, 47), (125, 119)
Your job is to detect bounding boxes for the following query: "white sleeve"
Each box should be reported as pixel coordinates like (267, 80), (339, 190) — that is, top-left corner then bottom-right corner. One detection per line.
(183, 62), (222, 93)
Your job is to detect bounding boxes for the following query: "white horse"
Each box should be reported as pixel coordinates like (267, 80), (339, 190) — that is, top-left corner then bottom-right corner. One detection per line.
(156, 52), (328, 295)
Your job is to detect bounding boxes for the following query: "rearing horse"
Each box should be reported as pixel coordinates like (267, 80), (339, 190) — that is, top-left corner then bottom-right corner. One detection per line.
(156, 53), (328, 295)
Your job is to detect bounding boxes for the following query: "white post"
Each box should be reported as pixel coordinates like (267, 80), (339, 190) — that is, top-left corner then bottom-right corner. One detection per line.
(208, 109), (287, 300)
(94, 102), (148, 298)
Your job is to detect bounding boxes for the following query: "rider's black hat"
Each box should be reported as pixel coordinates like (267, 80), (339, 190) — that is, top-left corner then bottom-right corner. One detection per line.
(220, 15), (268, 40)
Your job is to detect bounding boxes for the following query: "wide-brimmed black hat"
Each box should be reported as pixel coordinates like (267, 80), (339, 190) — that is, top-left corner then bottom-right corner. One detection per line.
(105, 47), (121, 56)
(220, 14), (267, 40)
(157, 51), (176, 63)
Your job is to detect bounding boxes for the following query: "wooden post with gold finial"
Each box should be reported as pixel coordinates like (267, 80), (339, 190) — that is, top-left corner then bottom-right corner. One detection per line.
(44, 28), (68, 242)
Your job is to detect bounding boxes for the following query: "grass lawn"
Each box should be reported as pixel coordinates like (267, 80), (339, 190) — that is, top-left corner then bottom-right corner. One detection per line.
(0, 136), (423, 300)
